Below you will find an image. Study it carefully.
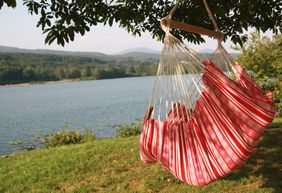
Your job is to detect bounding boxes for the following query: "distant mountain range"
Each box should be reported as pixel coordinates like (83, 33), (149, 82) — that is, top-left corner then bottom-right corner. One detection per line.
(0, 45), (238, 60)
(114, 47), (160, 55)
(0, 45), (161, 60)
(0, 45), (108, 58)
(199, 48), (214, 53)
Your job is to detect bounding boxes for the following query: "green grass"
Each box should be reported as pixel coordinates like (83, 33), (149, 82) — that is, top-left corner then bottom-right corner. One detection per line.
(0, 118), (281, 193)
(268, 117), (282, 128)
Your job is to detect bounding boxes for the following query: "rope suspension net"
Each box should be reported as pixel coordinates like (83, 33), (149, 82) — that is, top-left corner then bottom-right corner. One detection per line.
(140, 0), (275, 186)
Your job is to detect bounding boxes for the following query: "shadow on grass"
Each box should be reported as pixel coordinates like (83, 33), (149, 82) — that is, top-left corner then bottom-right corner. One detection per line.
(225, 129), (282, 192)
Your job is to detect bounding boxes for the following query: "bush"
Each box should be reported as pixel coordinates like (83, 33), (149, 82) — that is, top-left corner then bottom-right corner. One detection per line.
(9, 126), (96, 151)
(114, 120), (142, 138)
(268, 117), (282, 128)
(35, 126), (96, 147)
(258, 78), (282, 115)
(236, 33), (282, 115)
(8, 140), (37, 151)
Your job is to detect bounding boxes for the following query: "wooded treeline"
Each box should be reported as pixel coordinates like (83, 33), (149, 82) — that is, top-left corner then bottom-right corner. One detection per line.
(0, 53), (159, 84)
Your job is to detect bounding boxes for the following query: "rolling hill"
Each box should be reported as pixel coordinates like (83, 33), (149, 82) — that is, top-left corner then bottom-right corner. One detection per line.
(0, 45), (239, 61)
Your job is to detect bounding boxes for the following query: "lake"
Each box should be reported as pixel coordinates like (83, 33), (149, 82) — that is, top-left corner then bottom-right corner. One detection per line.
(0, 77), (154, 155)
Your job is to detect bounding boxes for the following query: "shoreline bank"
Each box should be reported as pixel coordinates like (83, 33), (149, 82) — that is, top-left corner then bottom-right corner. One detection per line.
(0, 75), (152, 87)
(0, 79), (79, 87)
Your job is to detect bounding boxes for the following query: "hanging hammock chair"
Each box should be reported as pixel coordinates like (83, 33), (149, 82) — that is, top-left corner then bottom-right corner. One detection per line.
(139, 0), (275, 186)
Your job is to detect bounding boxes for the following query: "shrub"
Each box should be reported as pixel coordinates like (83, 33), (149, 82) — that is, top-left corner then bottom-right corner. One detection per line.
(8, 140), (37, 151)
(35, 126), (96, 147)
(258, 78), (282, 115)
(114, 120), (142, 138)
(268, 117), (282, 128)
(236, 33), (282, 115)
(9, 126), (96, 151)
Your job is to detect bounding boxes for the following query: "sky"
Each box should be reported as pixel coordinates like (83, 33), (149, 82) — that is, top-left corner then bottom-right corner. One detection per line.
(0, 3), (275, 54)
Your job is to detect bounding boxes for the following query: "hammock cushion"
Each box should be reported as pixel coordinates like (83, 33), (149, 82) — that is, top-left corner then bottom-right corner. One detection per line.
(139, 60), (275, 186)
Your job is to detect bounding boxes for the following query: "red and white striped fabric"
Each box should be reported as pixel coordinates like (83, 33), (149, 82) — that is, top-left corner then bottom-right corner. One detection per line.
(139, 60), (275, 186)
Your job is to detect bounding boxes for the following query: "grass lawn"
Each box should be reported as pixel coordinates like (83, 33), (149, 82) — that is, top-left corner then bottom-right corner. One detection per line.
(0, 124), (281, 192)
(268, 117), (282, 128)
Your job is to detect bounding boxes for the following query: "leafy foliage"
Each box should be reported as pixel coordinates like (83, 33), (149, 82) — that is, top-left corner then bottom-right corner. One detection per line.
(2, 0), (281, 46)
(9, 126), (96, 151)
(236, 33), (282, 114)
(8, 139), (37, 151)
(268, 117), (282, 128)
(114, 120), (141, 138)
(0, 0), (16, 9)
(35, 126), (96, 147)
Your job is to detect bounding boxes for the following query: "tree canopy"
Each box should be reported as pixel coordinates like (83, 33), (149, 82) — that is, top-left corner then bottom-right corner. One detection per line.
(1, 0), (282, 46)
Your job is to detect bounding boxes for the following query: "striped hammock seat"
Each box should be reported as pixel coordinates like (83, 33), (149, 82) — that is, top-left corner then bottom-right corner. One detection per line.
(139, 33), (275, 186)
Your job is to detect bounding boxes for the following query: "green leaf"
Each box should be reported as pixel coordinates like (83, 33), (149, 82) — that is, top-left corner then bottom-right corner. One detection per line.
(3, 0), (16, 8)
(46, 19), (51, 27)
(0, 1), (4, 9)
(68, 30), (75, 41)
(79, 28), (85, 36)
(109, 17), (114, 27)
(84, 26), (90, 32)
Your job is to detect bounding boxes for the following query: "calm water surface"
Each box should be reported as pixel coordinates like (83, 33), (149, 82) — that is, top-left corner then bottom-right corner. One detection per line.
(0, 77), (154, 154)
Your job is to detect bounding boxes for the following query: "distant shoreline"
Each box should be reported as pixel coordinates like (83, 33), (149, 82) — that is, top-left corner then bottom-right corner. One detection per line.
(0, 76), (153, 87)
(0, 79), (77, 87)
(0, 83), (32, 87)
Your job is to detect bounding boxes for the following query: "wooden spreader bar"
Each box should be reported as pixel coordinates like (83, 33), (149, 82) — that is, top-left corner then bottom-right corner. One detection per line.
(161, 18), (223, 39)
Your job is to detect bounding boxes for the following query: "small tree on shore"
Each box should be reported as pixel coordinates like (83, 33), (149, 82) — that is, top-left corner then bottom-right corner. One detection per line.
(236, 33), (282, 114)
